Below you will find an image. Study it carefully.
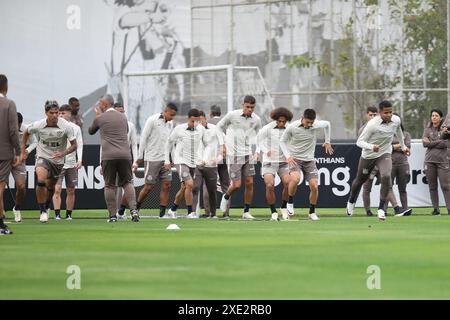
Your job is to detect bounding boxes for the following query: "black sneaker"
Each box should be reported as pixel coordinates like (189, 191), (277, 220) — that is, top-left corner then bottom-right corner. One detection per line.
(108, 216), (117, 223)
(394, 207), (411, 217)
(131, 210), (140, 222)
(432, 208), (441, 216)
(0, 225), (13, 235)
(201, 214), (211, 218)
(366, 210), (373, 217)
(402, 208), (412, 216)
(222, 213), (230, 219)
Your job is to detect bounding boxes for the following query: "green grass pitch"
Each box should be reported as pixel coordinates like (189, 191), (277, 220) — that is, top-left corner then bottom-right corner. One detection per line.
(1, 208), (450, 299)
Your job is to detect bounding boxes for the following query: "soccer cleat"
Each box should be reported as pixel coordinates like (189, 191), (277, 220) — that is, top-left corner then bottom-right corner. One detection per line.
(366, 210), (373, 217)
(346, 201), (355, 216)
(242, 211), (255, 220)
(271, 212), (279, 221)
(131, 210), (140, 222)
(65, 215), (73, 221)
(40, 212), (49, 223)
(167, 208), (177, 219)
(13, 207), (22, 223)
(377, 209), (386, 221)
(108, 216), (117, 223)
(55, 214), (61, 221)
(0, 225), (13, 235)
(432, 208), (440, 216)
(186, 212), (198, 219)
(220, 195), (230, 214)
(309, 212), (320, 221)
(286, 203), (295, 216)
(280, 208), (289, 220)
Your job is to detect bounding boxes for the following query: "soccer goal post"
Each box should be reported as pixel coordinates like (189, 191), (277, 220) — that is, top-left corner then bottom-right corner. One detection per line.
(122, 64), (274, 134)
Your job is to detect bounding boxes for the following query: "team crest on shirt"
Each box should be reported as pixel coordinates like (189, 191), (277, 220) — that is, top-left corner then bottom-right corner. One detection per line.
(146, 175), (153, 182)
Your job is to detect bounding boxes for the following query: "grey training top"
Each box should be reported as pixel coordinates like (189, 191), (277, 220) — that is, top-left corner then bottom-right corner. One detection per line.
(0, 94), (20, 160)
(88, 108), (131, 161)
(27, 117), (76, 165)
(216, 110), (262, 157)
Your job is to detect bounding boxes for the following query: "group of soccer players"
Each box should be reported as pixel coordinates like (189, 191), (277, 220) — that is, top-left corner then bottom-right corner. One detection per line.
(0, 72), (416, 235)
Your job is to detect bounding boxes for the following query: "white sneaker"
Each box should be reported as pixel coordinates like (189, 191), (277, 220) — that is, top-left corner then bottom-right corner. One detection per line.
(346, 201), (355, 216)
(118, 213), (127, 220)
(242, 211), (255, 220)
(168, 208), (177, 219)
(40, 212), (49, 223)
(377, 209), (386, 221)
(309, 212), (320, 221)
(55, 215), (61, 221)
(13, 207), (22, 223)
(271, 212), (279, 221)
(186, 212), (198, 219)
(220, 195), (230, 214)
(280, 208), (289, 220)
(286, 203), (294, 216)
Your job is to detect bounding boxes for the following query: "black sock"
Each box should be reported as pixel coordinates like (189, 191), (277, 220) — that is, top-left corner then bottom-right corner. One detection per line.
(171, 204), (179, 211)
(159, 206), (166, 217)
(378, 200), (386, 210)
(394, 206), (400, 213)
(270, 204), (276, 213)
(14, 204), (21, 211)
(288, 196), (294, 204)
(224, 194), (230, 200)
(39, 203), (46, 213)
(136, 202), (142, 210)
(349, 194), (356, 204)
(55, 209), (61, 216)
(187, 206), (193, 214)
(66, 210), (72, 217)
(281, 201), (287, 209)
(45, 199), (52, 210)
(0, 218), (5, 228)
(309, 204), (316, 214)
(244, 204), (250, 213)
(366, 209), (372, 214)
(118, 205), (126, 216)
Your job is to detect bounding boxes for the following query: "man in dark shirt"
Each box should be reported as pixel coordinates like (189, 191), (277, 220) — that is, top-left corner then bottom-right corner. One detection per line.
(88, 94), (139, 223)
(0, 74), (20, 235)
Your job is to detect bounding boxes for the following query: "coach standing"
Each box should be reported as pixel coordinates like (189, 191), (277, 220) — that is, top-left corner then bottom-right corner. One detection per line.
(88, 94), (139, 223)
(0, 74), (20, 235)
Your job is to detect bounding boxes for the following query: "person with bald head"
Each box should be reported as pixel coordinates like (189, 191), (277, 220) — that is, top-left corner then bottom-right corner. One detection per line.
(89, 95), (139, 223)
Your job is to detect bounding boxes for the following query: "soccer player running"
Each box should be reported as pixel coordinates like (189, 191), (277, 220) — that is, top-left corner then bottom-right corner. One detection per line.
(280, 108), (333, 221)
(358, 106), (378, 216)
(113, 102), (138, 220)
(52, 104), (83, 220)
(0, 74), (21, 235)
(88, 95), (139, 223)
(133, 103), (177, 218)
(346, 100), (410, 221)
(22, 100), (77, 223)
(256, 107), (293, 221)
(10, 112), (37, 223)
(202, 105), (231, 217)
(192, 110), (224, 218)
(217, 96), (262, 220)
(165, 109), (206, 219)
(384, 113), (412, 216)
